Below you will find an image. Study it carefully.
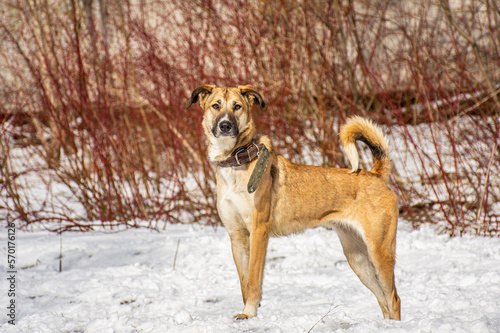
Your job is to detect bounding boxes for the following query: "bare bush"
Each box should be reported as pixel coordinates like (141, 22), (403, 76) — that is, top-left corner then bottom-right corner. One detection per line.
(0, 0), (498, 235)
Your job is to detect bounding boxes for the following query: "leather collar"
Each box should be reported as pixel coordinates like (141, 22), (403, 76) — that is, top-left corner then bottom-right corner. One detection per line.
(217, 139), (265, 168)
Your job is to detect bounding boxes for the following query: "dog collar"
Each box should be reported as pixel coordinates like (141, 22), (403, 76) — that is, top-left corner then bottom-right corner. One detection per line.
(217, 140), (265, 168)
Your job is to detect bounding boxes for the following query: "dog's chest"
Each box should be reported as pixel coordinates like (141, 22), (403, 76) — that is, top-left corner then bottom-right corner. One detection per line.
(216, 167), (254, 229)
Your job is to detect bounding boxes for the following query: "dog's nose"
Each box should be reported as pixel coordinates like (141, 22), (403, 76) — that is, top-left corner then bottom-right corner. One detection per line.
(219, 121), (232, 133)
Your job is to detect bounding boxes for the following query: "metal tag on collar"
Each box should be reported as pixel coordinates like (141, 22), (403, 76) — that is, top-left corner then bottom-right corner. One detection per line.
(247, 146), (270, 193)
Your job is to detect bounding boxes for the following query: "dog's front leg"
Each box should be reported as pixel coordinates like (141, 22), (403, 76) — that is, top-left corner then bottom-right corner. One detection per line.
(229, 229), (250, 304)
(234, 221), (271, 320)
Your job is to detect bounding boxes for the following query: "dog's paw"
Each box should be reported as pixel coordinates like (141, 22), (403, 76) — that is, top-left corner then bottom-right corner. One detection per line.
(233, 313), (250, 320)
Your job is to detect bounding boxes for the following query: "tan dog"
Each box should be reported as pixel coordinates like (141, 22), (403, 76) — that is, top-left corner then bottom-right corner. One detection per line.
(185, 85), (401, 320)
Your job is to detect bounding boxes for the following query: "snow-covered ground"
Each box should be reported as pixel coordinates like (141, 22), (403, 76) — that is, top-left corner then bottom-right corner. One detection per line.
(1, 222), (499, 332)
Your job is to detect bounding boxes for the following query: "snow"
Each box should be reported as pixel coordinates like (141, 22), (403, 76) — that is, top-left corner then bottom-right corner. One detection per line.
(1, 222), (500, 332)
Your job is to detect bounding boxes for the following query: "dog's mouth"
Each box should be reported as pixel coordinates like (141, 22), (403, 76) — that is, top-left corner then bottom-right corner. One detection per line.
(212, 113), (239, 138)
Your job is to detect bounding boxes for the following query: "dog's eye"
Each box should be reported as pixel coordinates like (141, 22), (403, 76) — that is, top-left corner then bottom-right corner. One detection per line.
(234, 104), (241, 111)
(212, 104), (220, 110)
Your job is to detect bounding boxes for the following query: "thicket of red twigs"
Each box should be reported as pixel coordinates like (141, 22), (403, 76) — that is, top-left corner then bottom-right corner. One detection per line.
(1, 0), (499, 236)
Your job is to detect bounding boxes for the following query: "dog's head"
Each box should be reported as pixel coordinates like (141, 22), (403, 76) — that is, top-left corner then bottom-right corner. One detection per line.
(185, 85), (266, 161)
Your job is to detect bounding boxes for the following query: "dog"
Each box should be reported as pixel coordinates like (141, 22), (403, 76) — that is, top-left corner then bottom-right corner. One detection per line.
(184, 85), (401, 320)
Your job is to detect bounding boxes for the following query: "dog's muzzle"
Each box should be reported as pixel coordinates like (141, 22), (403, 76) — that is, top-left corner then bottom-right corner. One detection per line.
(212, 113), (239, 138)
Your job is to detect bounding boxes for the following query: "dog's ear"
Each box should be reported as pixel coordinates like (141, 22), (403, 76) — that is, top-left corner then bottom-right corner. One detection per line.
(238, 85), (266, 111)
(184, 84), (215, 109)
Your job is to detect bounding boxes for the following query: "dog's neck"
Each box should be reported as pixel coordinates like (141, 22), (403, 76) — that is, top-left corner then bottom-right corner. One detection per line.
(208, 128), (255, 162)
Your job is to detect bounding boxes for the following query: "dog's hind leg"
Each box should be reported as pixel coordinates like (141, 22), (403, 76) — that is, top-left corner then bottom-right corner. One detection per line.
(335, 224), (401, 320)
(368, 246), (401, 320)
(365, 227), (401, 320)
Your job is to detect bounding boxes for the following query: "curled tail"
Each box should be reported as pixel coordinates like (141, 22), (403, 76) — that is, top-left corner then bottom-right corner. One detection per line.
(340, 116), (391, 182)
